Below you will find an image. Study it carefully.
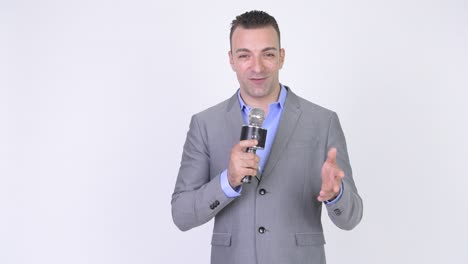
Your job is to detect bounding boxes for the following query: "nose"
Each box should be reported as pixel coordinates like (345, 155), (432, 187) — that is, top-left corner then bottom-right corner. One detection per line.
(251, 56), (265, 73)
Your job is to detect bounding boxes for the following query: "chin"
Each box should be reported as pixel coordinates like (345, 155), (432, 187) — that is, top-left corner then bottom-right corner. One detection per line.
(250, 88), (269, 98)
(241, 83), (274, 99)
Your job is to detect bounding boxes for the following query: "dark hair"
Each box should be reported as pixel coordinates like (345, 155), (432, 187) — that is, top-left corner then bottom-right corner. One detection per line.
(230, 10), (281, 50)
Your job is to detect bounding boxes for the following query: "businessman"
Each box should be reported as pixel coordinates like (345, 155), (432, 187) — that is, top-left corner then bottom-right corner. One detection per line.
(171, 10), (363, 264)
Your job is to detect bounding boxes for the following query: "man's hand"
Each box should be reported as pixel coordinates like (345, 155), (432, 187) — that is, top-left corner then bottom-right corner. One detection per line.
(318, 148), (344, 202)
(227, 139), (260, 188)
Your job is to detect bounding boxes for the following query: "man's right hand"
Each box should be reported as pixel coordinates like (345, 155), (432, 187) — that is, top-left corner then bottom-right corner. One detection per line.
(227, 139), (260, 188)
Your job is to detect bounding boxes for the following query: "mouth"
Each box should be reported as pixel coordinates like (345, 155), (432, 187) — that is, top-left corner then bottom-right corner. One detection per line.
(249, 77), (267, 84)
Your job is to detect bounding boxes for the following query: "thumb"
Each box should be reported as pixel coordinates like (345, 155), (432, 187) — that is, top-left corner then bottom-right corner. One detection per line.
(327, 148), (337, 164)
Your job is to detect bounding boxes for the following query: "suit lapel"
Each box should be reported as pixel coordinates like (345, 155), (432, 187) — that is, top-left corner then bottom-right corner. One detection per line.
(225, 92), (244, 148)
(261, 89), (302, 180)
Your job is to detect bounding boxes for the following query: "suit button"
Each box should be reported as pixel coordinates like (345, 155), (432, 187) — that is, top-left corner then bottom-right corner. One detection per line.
(258, 227), (266, 234)
(214, 200), (220, 206)
(210, 204), (215, 210)
(259, 189), (266, 195)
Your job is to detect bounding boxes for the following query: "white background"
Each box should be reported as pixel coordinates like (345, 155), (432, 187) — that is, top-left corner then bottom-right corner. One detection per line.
(1, 0), (467, 263)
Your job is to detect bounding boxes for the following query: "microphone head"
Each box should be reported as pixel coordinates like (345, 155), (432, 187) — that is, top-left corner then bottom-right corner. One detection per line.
(248, 108), (265, 127)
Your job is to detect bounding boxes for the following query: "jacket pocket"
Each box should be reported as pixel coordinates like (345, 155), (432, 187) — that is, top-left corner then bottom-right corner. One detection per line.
(211, 233), (231, 246)
(295, 233), (326, 246)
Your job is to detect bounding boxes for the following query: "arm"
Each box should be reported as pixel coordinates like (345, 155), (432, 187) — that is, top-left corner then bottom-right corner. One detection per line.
(320, 112), (363, 230)
(171, 115), (259, 231)
(171, 115), (235, 231)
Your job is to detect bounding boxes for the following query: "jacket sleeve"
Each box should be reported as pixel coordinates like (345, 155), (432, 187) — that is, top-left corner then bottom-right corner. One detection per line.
(324, 112), (363, 230)
(171, 115), (235, 231)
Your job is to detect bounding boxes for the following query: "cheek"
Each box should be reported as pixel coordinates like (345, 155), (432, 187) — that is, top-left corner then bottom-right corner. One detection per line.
(234, 69), (247, 81)
(231, 63), (242, 74)
(265, 60), (280, 70)
(236, 64), (250, 75)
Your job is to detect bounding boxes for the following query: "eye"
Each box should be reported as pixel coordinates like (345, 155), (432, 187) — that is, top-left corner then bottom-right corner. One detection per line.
(238, 54), (249, 59)
(265, 53), (275, 58)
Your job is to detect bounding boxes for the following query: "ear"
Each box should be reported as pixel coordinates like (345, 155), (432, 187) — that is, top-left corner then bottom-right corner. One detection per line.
(228, 50), (235, 71)
(279, 48), (285, 69)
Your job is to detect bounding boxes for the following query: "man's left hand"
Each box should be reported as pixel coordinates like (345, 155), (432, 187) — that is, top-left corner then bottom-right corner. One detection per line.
(318, 148), (344, 202)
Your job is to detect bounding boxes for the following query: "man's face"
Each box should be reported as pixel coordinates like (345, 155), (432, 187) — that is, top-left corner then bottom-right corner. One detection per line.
(229, 26), (285, 104)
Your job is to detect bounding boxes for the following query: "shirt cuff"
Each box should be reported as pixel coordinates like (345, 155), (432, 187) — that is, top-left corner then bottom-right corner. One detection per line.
(324, 182), (344, 205)
(220, 169), (242, 198)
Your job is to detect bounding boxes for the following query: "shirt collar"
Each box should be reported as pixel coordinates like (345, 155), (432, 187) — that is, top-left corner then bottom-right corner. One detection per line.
(237, 84), (288, 111)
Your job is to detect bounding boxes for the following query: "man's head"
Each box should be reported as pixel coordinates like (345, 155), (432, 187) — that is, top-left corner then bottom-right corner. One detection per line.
(229, 11), (285, 106)
(229, 10), (281, 50)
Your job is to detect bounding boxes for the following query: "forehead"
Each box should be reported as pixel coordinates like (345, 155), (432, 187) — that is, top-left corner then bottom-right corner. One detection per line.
(231, 26), (280, 50)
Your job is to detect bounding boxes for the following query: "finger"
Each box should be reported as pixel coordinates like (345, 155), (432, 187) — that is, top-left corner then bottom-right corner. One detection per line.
(329, 171), (343, 194)
(320, 178), (333, 194)
(232, 140), (257, 153)
(241, 159), (259, 170)
(239, 139), (258, 149)
(320, 167), (335, 192)
(317, 189), (337, 202)
(317, 191), (324, 201)
(317, 191), (329, 202)
(242, 168), (258, 177)
(328, 166), (336, 181)
(330, 168), (344, 181)
(319, 190), (329, 198)
(338, 170), (345, 179)
(328, 168), (343, 185)
(240, 152), (258, 161)
(319, 175), (341, 199)
(333, 184), (340, 194)
(326, 148), (337, 164)
(317, 192), (324, 202)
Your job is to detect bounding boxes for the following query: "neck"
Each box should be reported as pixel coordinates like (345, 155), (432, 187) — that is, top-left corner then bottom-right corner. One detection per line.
(240, 85), (281, 116)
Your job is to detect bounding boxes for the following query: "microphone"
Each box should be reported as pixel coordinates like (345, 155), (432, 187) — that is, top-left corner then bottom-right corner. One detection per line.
(240, 108), (267, 184)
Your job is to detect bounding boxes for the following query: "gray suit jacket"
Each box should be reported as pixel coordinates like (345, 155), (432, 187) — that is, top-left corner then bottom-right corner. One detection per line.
(172, 87), (363, 264)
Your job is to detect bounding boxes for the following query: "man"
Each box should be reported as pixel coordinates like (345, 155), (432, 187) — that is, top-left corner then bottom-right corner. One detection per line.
(171, 10), (363, 264)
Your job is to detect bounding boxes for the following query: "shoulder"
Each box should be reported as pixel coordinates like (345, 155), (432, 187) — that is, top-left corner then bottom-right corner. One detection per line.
(187, 93), (238, 132)
(286, 87), (336, 120)
(192, 95), (235, 121)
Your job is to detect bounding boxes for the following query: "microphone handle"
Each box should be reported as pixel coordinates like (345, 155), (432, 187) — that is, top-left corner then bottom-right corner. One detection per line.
(241, 147), (256, 184)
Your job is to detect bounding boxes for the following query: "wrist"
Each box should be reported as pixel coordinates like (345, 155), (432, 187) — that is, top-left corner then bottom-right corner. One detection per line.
(324, 183), (344, 205)
(327, 194), (338, 202)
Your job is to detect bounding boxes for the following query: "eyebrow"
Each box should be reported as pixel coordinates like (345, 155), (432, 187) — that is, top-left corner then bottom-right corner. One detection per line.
(235, 47), (278, 53)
